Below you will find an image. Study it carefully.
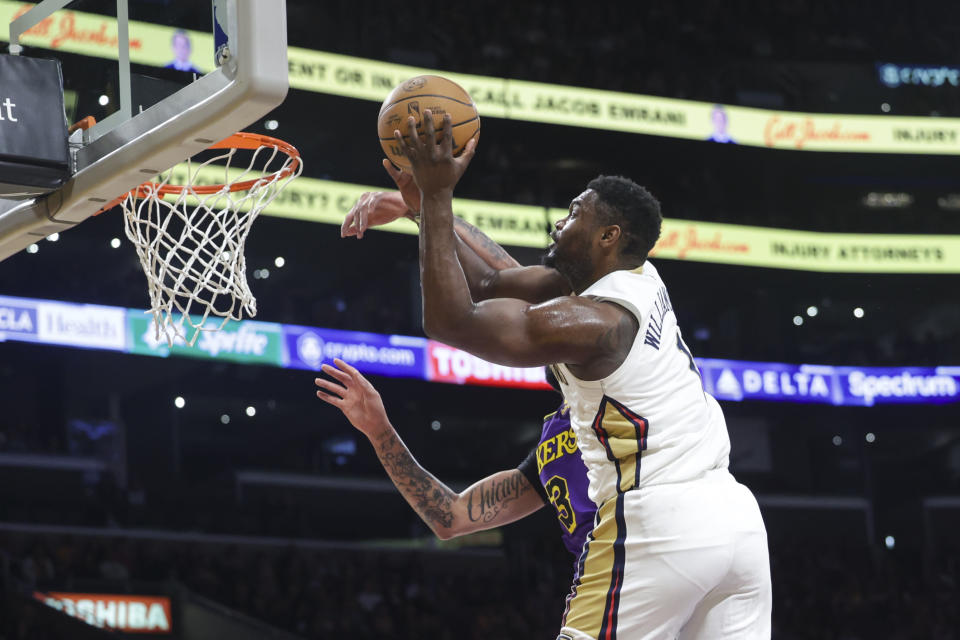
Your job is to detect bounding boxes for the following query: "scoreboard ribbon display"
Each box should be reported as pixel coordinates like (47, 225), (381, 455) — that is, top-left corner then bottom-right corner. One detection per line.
(159, 167), (960, 273)
(3, 1), (960, 155)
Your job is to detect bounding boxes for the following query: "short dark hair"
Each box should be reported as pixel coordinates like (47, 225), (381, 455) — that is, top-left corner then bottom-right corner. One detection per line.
(586, 175), (662, 259)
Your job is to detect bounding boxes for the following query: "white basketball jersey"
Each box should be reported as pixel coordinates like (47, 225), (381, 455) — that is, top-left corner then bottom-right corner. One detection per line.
(554, 261), (730, 505)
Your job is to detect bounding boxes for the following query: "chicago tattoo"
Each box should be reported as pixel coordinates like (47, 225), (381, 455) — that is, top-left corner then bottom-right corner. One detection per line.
(374, 431), (455, 529)
(466, 471), (531, 523)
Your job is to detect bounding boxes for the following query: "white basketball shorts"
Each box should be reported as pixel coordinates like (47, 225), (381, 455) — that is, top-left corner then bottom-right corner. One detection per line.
(558, 469), (771, 640)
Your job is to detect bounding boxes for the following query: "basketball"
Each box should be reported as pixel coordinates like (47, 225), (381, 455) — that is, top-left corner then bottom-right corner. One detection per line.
(378, 75), (480, 171)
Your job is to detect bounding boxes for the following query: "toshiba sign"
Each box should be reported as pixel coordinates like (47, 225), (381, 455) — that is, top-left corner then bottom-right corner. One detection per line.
(427, 341), (551, 390)
(35, 592), (172, 633)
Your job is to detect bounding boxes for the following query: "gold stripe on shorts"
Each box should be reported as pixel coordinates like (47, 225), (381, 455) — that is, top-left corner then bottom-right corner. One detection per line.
(563, 497), (619, 637)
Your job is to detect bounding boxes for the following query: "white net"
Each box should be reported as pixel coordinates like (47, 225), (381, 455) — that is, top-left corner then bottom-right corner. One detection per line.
(120, 136), (302, 347)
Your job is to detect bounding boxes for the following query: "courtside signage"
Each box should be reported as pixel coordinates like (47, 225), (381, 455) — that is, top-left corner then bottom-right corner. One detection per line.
(1, 294), (958, 405)
(12, 296), (126, 350)
(840, 366), (960, 406)
(35, 301), (126, 351)
(0, 295), (125, 350)
(0, 294), (38, 342)
(284, 324), (426, 379)
(126, 312), (285, 366)
(4, 2), (960, 154)
(34, 592), (172, 633)
(700, 359), (960, 406)
(426, 341), (551, 390)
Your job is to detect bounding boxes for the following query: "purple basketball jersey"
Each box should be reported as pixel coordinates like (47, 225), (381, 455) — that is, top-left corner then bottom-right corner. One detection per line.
(537, 404), (597, 556)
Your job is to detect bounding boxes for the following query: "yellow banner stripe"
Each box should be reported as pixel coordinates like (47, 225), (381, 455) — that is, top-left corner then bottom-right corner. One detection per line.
(4, 1), (960, 154)
(144, 163), (960, 273)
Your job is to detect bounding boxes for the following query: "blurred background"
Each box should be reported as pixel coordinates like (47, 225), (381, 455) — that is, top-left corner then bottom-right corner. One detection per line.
(1, 0), (959, 638)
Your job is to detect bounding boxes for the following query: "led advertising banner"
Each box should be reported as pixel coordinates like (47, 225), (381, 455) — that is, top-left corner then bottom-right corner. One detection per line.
(284, 324), (427, 379)
(642, 218), (960, 274)
(0, 1), (214, 73)
(0, 294), (125, 350)
(699, 359), (960, 407)
(878, 62), (960, 88)
(0, 293), (39, 343)
(1, 294), (958, 406)
(126, 312), (286, 366)
(35, 592), (172, 634)
(155, 168), (960, 272)
(426, 340), (551, 390)
(3, 2), (960, 155)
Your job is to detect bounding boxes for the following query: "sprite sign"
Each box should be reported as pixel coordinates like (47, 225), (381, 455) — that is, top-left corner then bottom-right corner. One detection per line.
(126, 311), (285, 366)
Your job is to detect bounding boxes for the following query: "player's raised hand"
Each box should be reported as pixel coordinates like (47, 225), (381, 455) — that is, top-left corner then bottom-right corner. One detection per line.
(342, 191), (411, 239)
(394, 110), (476, 197)
(315, 359), (391, 437)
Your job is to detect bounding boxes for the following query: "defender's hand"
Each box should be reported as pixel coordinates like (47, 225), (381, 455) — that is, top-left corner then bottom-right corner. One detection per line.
(315, 359), (390, 438)
(393, 110), (477, 198)
(342, 191), (410, 239)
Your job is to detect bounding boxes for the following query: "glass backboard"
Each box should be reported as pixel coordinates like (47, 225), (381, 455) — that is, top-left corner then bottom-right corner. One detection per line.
(0, 0), (289, 262)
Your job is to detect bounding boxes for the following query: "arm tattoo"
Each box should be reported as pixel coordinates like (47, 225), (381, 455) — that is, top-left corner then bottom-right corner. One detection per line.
(454, 217), (518, 269)
(465, 471), (532, 523)
(374, 431), (456, 529)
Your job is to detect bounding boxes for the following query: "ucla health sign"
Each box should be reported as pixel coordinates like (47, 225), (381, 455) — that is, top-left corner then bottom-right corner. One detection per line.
(700, 359), (960, 407)
(0, 294), (124, 350)
(0, 294), (38, 342)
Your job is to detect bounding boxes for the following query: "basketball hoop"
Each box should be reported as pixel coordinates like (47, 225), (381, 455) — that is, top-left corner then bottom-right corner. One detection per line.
(114, 132), (302, 347)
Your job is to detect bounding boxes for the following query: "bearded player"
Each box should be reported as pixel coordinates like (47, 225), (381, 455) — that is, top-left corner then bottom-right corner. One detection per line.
(379, 111), (771, 640)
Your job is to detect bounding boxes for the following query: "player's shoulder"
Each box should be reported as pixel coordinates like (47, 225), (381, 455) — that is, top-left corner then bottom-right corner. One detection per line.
(583, 261), (663, 309)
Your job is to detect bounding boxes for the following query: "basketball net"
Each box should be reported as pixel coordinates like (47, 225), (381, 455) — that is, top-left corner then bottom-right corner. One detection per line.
(119, 133), (302, 347)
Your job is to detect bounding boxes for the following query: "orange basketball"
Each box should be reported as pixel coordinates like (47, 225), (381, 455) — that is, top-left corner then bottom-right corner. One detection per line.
(378, 75), (480, 171)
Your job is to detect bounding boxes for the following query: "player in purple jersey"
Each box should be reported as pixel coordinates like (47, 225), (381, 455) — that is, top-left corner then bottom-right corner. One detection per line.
(315, 358), (596, 555)
(520, 396), (595, 557)
(340, 168), (600, 555)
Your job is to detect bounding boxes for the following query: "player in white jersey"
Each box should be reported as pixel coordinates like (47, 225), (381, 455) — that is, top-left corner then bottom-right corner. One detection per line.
(384, 112), (771, 640)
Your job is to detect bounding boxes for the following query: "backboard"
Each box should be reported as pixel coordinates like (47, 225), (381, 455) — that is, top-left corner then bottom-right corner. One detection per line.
(0, 0), (289, 262)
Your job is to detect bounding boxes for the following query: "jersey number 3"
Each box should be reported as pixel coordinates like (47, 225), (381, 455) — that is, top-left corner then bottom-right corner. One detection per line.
(545, 475), (576, 534)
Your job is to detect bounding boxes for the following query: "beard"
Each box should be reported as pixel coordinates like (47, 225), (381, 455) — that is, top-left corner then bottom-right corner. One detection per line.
(541, 244), (558, 269)
(542, 242), (590, 292)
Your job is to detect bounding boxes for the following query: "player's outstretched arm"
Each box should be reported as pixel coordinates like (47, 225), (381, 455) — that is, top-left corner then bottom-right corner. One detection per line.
(451, 215), (572, 302)
(340, 190), (416, 240)
(315, 359), (544, 539)
(342, 159), (570, 303)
